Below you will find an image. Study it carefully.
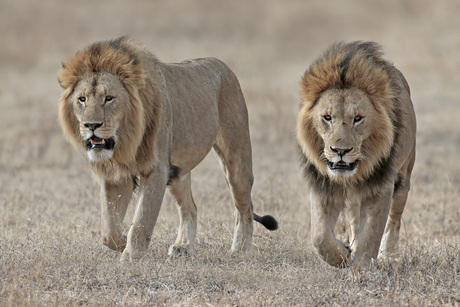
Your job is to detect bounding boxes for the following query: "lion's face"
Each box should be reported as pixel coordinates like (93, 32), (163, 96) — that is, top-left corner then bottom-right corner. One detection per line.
(307, 88), (390, 180)
(71, 72), (129, 162)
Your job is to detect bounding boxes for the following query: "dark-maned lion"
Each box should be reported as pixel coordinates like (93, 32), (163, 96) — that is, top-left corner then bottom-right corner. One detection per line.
(58, 37), (277, 261)
(296, 41), (416, 267)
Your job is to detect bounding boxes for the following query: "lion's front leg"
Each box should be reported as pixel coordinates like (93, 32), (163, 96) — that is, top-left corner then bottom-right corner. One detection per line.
(353, 192), (392, 267)
(310, 191), (351, 267)
(100, 178), (133, 252)
(344, 199), (360, 253)
(121, 164), (168, 262)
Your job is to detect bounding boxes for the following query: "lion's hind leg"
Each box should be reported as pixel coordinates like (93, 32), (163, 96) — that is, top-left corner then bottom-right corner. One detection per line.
(168, 172), (197, 256)
(213, 140), (254, 253)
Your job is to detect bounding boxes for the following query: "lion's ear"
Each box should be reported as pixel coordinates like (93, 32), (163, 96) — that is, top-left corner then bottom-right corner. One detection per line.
(299, 75), (323, 111)
(57, 62), (76, 89)
(57, 66), (67, 89)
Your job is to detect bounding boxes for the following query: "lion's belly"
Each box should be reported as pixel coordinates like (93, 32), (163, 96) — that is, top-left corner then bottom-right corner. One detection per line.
(170, 138), (216, 175)
(170, 149), (212, 176)
(169, 107), (220, 176)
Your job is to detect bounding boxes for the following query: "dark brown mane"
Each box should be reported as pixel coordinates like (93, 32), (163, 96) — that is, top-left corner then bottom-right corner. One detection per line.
(300, 41), (397, 112)
(297, 41), (405, 190)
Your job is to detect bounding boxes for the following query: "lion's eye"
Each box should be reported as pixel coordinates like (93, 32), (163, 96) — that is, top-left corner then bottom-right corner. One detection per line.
(323, 115), (332, 121)
(105, 96), (114, 103)
(78, 97), (86, 103)
(354, 115), (363, 123)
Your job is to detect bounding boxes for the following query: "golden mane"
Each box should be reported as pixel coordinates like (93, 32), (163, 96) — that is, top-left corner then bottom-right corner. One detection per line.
(58, 37), (163, 181)
(58, 36), (149, 94)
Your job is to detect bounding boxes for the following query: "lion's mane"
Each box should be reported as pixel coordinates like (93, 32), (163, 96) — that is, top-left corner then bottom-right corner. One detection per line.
(58, 37), (163, 181)
(297, 41), (406, 194)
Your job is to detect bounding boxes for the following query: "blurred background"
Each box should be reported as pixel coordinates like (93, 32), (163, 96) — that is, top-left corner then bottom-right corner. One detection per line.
(1, 0), (459, 250)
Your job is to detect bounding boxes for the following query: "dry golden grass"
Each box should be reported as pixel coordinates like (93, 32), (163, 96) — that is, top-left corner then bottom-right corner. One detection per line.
(1, 0), (460, 305)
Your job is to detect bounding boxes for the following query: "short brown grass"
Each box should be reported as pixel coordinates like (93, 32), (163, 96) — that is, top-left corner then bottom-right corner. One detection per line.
(1, 0), (459, 306)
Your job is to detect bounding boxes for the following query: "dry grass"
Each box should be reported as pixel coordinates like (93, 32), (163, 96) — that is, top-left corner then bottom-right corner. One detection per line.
(1, 0), (460, 306)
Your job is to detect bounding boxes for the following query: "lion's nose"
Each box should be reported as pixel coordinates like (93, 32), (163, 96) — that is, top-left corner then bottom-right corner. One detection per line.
(84, 122), (103, 131)
(330, 147), (353, 157)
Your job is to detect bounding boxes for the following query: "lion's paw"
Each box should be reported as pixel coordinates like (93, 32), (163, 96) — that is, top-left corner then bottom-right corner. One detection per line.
(168, 244), (193, 257)
(102, 235), (127, 253)
(120, 247), (147, 262)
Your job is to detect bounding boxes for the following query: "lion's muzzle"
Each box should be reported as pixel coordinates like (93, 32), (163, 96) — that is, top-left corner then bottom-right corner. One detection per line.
(85, 136), (115, 151)
(326, 147), (358, 171)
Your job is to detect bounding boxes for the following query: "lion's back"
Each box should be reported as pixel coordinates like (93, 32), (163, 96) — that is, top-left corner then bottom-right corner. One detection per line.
(160, 57), (239, 92)
(158, 56), (246, 121)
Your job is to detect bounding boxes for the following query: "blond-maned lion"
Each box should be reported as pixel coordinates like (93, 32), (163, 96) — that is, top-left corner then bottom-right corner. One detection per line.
(296, 41), (416, 267)
(58, 37), (277, 261)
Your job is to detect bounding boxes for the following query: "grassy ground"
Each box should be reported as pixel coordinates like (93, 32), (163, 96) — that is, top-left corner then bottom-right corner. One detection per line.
(1, 0), (459, 305)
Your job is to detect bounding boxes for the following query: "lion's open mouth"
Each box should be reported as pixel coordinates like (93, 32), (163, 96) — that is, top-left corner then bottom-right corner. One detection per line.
(85, 136), (115, 151)
(327, 160), (358, 171)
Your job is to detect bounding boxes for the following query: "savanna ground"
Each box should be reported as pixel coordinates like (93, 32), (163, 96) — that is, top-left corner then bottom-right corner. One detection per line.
(1, 0), (459, 306)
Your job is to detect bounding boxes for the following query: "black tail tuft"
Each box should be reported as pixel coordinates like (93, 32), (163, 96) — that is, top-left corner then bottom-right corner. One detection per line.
(253, 213), (278, 231)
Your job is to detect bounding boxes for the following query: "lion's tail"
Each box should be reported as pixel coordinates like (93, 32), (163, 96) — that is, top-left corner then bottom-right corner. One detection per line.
(253, 213), (278, 231)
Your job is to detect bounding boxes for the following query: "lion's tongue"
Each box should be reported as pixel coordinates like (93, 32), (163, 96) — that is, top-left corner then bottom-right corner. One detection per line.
(90, 136), (104, 145)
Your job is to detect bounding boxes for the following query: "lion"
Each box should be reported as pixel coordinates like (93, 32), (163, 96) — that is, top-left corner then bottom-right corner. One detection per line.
(296, 41), (416, 267)
(58, 36), (277, 261)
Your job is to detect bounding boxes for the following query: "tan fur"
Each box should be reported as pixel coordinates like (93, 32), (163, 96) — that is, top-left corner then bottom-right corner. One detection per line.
(58, 37), (277, 261)
(296, 41), (416, 267)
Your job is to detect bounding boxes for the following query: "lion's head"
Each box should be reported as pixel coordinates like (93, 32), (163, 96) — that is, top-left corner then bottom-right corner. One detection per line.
(58, 37), (162, 181)
(297, 42), (398, 184)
